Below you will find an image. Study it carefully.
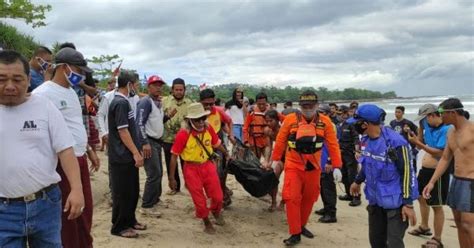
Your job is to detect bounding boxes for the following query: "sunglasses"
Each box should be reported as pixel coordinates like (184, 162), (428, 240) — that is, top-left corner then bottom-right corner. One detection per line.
(438, 107), (463, 114)
(191, 116), (207, 122)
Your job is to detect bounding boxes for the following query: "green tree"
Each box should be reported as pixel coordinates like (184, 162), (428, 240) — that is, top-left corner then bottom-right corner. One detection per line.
(86, 54), (121, 80)
(0, 0), (52, 28)
(0, 22), (39, 57)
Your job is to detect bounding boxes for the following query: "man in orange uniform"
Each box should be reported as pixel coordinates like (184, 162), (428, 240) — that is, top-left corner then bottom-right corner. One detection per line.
(271, 90), (342, 246)
(244, 92), (284, 158)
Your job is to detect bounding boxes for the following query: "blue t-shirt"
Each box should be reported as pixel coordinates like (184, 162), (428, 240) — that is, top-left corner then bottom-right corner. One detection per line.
(422, 119), (451, 150)
(28, 68), (44, 92)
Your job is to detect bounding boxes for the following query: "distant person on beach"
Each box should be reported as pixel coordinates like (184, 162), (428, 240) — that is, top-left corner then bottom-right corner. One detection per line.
(350, 101), (359, 111)
(314, 104), (342, 223)
(107, 70), (145, 238)
(271, 90), (342, 246)
(389, 105), (418, 170)
(350, 104), (418, 248)
(33, 47), (96, 247)
(161, 78), (191, 195)
(282, 101), (298, 116)
(422, 98), (474, 248)
(136, 75), (169, 217)
(0, 50), (84, 248)
(244, 92), (271, 159)
(168, 103), (229, 234)
(28, 46), (53, 92)
(337, 105), (361, 207)
(407, 104), (451, 247)
(225, 87), (247, 142)
(329, 102), (340, 124)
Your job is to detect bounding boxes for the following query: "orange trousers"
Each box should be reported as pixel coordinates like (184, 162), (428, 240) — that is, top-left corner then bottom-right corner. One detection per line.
(282, 167), (321, 235)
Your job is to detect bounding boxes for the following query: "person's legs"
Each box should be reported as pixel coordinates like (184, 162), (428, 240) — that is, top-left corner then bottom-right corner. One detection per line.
(319, 172), (337, 220)
(368, 205), (388, 248)
(339, 154), (352, 200)
(386, 208), (408, 248)
(202, 162), (224, 217)
(27, 185), (63, 248)
(142, 140), (163, 208)
(0, 201), (27, 247)
(282, 168), (304, 235)
(299, 169), (320, 228)
(110, 162), (138, 235)
(163, 142), (181, 192)
(346, 155), (361, 206)
(431, 206), (445, 242)
(452, 210), (471, 248)
(183, 165), (209, 219)
(419, 197), (430, 229)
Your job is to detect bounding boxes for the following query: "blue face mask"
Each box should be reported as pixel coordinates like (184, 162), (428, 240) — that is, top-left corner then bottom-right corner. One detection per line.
(37, 57), (50, 71)
(63, 64), (84, 87)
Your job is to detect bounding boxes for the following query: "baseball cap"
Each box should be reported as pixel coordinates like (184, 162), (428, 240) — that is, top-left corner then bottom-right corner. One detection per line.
(318, 104), (331, 114)
(55, 48), (93, 73)
(299, 90), (318, 105)
(415, 104), (437, 121)
(147, 75), (165, 85)
(347, 104), (384, 124)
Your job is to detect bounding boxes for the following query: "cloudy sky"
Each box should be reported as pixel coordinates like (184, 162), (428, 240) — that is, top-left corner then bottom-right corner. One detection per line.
(6, 0), (473, 96)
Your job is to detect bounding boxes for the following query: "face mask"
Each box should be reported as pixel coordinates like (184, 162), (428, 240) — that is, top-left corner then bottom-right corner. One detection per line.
(127, 83), (136, 97)
(354, 120), (367, 135)
(63, 64), (84, 87)
(302, 109), (316, 119)
(37, 57), (49, 71)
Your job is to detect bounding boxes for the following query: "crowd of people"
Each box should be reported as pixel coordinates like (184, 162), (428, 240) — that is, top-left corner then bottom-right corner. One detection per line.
(0, 45), (473, 248)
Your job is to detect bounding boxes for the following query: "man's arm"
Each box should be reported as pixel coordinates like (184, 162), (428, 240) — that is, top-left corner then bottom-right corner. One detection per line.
(58, 147), (84, 220)
(79, 82), (97, 97)
(324, 118), (342, 168)
(136, 98), (152, 147)
(408, 133), (444, 157)
(97, 97), (109, 138)
(428, 130), (454, 184)
(271, 115), (292, 161)
(395, 145), (416, 205)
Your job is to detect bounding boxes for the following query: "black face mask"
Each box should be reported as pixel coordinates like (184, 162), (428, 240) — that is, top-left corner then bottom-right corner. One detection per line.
(354, 120), (367, 135)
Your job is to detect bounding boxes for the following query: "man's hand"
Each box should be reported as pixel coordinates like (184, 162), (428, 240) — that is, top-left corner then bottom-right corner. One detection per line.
(102, 134), (109, 144)
(169, 179), (177, 191)
(64, 188), (85, 220)
(271, 161), (283, 177)
(407, 131), (418, 145)
(401, 205), (417, 226)
(168, 108), (178, 118)
(422, 182), (434, 199)
(142, 144), (152, 159)
(324, 164), (333, 173)
(133, 152), (144, 168)
(88, 150), (100, 172)
(350, 182), (361, 197)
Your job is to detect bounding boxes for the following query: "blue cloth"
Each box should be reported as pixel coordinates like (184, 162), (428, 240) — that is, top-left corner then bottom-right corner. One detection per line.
(28, 68), (45, 92)
(447, 176), (474, 213)
(232, 124), (243, 142)
(0, 185), (62, 247)
(357, 127), (419, 208)
(320, 143), (329, 172)
(422, 120), (451, 150)
(347, 104), (384, 124)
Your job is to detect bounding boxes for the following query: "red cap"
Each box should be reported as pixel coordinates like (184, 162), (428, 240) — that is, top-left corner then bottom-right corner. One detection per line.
(147, 75), (165, 85)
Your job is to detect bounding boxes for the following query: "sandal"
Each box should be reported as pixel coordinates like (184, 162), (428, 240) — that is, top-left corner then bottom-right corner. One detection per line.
(421, 237), (444, 248)
(408, 226), (432, 236)
(114, 228), (138, 238)
(132, 222), (147, 231)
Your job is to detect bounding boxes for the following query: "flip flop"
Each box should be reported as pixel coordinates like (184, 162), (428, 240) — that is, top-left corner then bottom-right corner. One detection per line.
(421, 237), (444, 248)
(408, 226), (432, 236)
(114, 228), (138, 239)
(132, 222), (147, 231)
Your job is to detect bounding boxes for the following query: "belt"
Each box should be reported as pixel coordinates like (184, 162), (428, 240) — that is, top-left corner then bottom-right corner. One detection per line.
(147, 136), (163, 144)
(0, 184), (57, 203)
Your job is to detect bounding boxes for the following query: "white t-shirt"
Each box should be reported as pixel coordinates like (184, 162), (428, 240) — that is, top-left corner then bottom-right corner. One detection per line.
(33, 81), (88, 156)
(0, 95), (75, 197)
(226, 105), (244, 125)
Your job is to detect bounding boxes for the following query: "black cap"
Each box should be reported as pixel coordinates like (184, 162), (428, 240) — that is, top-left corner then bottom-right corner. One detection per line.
(55, 48), (93, 73)
(299, 90), (318, 105)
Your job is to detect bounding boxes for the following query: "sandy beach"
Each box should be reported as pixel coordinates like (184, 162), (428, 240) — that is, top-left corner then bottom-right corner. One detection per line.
(90, 151), (459, 248)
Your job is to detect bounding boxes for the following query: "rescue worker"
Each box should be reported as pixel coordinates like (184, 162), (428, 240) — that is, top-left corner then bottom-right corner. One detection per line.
(349, 104), (418, 248)
(337, 105), (361, 207)
(199, 89), (235, 207)
(270, 91), (342, 246)
(168, 103), (229, 234)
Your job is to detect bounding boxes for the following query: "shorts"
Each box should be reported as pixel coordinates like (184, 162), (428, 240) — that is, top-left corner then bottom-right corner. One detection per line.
(447, 176), (474, 213)
(417, 167), (449, 206)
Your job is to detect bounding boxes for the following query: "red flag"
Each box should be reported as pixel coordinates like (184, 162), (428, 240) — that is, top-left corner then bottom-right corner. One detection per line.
(199, 83), (207, 91)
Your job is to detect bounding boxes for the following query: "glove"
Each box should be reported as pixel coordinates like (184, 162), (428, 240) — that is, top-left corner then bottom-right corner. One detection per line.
(333, 168), (342, 182)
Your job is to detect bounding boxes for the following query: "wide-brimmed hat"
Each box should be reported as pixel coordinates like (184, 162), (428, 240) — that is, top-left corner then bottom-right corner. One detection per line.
(185, 103), (210, 119)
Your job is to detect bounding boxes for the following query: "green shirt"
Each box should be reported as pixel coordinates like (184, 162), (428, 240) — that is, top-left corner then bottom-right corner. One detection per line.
(162, 95), (193, 143)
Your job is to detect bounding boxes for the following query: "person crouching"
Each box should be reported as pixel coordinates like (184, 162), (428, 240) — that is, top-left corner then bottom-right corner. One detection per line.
(168, 103), (229, 234)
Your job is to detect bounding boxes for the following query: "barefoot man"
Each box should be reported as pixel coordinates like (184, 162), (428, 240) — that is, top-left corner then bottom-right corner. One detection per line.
(423, 98), (474, 248)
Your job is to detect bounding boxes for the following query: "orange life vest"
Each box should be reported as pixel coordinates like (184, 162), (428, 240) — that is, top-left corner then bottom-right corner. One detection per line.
(287, 113), (325, 154)
(249, 106), (267, 137)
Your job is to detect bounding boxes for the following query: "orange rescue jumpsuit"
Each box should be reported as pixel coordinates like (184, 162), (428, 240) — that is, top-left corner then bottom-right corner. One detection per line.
(272, 112), (342, 235)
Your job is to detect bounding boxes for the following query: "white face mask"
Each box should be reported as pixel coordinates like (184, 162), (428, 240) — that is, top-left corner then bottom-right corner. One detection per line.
(302, 109), (316, 119)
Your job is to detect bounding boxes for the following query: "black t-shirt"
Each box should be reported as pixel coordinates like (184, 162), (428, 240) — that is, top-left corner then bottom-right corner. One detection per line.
(108, 94), (139, 164)
(389, 118), (418, 142)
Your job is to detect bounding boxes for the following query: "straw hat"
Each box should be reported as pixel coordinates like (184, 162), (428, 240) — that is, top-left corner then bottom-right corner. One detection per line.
(185, 103), (211, 119)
